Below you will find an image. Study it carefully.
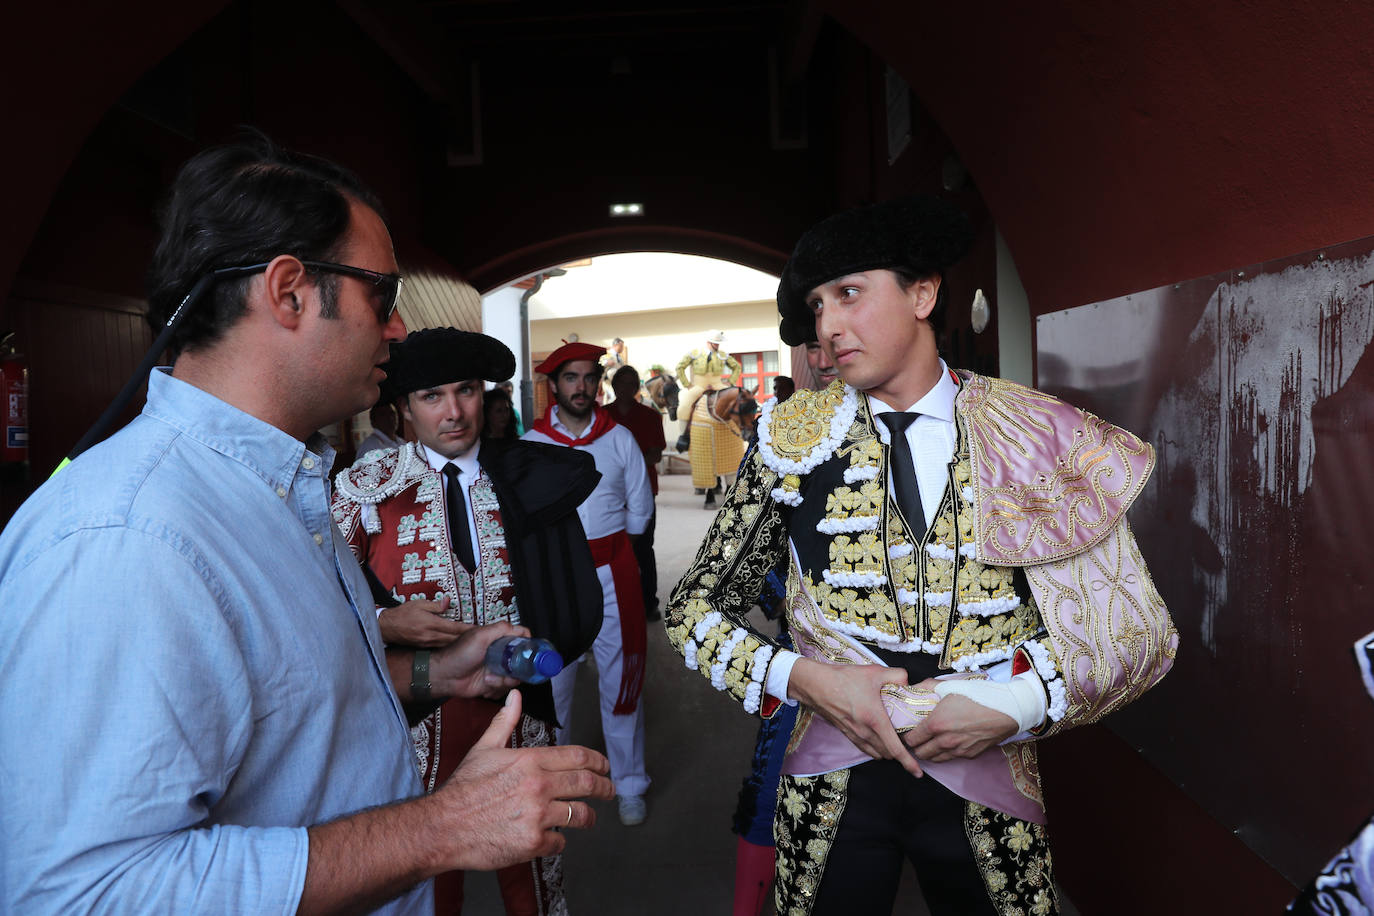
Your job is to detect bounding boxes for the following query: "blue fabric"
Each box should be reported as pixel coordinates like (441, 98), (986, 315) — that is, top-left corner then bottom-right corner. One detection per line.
(0, 369), (428, 914)
(732, 631), (797, 846)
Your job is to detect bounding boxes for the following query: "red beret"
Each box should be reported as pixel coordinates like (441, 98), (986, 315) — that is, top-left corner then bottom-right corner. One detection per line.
(534, 341), (608, 377)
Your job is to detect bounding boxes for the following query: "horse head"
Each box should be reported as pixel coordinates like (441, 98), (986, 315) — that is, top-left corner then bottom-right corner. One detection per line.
(709, 386), (758, 440)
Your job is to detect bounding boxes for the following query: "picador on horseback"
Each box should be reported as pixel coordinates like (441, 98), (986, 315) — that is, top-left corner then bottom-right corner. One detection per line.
(674, 330), (743, 453)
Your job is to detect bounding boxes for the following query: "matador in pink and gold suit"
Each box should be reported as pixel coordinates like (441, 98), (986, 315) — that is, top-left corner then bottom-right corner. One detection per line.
(667, 369), (1177, 914)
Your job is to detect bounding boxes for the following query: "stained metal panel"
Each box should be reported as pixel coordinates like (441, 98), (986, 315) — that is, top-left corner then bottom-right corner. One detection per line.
(1037, 238), (1374, 883)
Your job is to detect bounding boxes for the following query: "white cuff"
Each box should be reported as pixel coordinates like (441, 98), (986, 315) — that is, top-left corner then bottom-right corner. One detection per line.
(764, 649), (802, 707)
(933, 670), (1047, 733)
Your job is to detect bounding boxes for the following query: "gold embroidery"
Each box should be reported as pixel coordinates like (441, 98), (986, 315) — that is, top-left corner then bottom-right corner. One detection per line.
(774, 770), (850, 916)
(964, 802), (1059, 915)
(1024, 519), (1177, 736)
(665, 449), (791, 706)
(768, 384), (848, 463)
(961, 373), (1154, 564)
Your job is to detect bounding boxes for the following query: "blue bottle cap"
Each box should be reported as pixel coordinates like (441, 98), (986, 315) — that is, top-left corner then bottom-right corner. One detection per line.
(535, 649), (564, 679)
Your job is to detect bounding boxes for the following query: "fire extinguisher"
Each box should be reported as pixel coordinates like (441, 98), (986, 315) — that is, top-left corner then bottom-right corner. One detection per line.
(1, 331), (29, 472)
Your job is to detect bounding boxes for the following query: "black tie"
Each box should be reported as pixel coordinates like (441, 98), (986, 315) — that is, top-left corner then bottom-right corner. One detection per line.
(878, 412), (927, 537)
(442, 463), (477, 573)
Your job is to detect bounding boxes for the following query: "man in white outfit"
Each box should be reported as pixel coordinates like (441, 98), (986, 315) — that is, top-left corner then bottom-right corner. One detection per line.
(524, 341), (655, 826)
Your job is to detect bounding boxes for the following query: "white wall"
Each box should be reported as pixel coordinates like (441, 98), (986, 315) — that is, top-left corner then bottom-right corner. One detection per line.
(530, 300), (785, 392)
(995, 228), (1033, 386)
(481, 285), (527, 387)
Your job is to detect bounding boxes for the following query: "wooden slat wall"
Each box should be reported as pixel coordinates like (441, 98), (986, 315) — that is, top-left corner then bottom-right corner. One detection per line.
(396, 269), (481, 333)
(1, 284), (152, 518)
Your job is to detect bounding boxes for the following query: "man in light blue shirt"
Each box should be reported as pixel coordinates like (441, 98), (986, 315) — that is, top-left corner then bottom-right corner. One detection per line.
(0, 135), (613, 913)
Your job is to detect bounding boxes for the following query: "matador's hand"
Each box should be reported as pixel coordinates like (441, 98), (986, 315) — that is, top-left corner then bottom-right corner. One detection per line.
(901, 690), (1018, 762)
(787, 658), (923, 777)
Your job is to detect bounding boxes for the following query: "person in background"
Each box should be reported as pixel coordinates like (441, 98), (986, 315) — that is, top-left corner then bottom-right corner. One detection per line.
(483, 386), (519, 442)
(524, 342), (654, 827)
(770, 375), (795, 404)
(804, 337), (839, 389)
(359, 400), (404, 456)
(606, 364), (667, 623)
(333, 328), (606, 915)
(497, 380), (524, 435)
(601, 337), (628, 401)
(674, 330), (742, 452)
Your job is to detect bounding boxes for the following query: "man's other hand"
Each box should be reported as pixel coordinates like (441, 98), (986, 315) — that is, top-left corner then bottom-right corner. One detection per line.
(434, 691), (615, 870)
(901, 690), (1018, 762)
(430, 620), (529, 699)
(378, 597), (464, 647)
(786, 659), (922, 777)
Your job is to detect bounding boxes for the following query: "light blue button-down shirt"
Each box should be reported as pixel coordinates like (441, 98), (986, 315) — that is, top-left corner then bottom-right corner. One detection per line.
(0, 369), (430, 914)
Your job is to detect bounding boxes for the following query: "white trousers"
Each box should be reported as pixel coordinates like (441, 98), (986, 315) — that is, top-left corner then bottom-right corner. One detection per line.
(551, 563), (650, 797)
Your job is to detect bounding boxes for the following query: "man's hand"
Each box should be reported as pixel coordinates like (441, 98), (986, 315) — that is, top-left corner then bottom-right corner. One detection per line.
(379, 597), (464, 647)
(430, 621), (529, 699)
(433, 691), (615, 870)
(787, 658), (922, 776)
(300, 691), (615, 912)
(901, 689), (1019, 762)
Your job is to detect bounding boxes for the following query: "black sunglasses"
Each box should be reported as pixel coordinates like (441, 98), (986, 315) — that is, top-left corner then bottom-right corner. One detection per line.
(213, 259), (405, 323)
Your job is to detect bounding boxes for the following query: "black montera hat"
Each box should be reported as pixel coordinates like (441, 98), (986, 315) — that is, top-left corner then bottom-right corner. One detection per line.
(778, 312), (817, 347)
(776, 195), (973, 329)
(382, 327), (516, 401)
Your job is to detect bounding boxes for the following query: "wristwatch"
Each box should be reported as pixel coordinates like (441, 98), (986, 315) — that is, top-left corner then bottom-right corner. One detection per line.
(410, 649), (432, 701)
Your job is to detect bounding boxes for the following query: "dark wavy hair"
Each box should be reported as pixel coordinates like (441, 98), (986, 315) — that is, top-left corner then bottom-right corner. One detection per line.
(482, 386), (519, 441)
(146, 129), (387, 357)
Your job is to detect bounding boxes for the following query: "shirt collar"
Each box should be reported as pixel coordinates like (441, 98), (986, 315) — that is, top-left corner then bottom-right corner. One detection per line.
(550, 404), (599, 437)
(142, 368), (334, 494)
(866, 359), (958, 421)
(421, 440), (481, 479)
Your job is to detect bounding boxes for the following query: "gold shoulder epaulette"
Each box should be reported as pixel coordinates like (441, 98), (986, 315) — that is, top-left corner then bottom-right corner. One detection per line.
(757, 380), (858, 476)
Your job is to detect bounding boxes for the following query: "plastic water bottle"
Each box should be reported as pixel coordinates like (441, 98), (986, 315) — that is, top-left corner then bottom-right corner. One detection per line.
(485, 636), (564, 684)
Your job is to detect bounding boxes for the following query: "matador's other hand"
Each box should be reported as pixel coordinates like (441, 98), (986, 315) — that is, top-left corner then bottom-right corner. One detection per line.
(901, 692), (1018, 762)
(787, 658), (922, 777)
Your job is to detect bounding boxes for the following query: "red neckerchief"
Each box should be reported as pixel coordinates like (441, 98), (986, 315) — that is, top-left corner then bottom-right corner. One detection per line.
(533, 403), (619, 446)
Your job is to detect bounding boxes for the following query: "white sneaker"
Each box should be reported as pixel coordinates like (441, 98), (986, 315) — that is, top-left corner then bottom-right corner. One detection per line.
(617, 794), (647, 826)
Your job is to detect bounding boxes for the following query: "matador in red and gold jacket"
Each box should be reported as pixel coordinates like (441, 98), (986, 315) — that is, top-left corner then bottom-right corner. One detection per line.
(333, 329), (602, 916)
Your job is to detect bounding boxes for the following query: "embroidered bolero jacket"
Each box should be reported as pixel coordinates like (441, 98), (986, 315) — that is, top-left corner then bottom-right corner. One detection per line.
(333, 439), (606, 669)
(665, 372), (1178, 741)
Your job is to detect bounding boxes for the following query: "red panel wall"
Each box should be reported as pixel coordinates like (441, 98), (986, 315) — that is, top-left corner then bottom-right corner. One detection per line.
(0, 284), (153, 517)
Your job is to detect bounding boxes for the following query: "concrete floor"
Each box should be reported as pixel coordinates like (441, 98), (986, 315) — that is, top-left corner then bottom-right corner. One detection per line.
(468, 467), (1077, 915)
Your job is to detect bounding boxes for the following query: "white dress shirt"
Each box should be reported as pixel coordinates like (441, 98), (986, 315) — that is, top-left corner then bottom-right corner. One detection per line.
(522, 407), (653, 541)
(420, 440), (483, 572)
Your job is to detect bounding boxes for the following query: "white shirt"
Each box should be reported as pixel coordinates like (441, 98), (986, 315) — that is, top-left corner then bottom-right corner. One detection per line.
(420, 440), (483, 573)
(522, 407), (653, 540)
(357, 429), (403, 458)
(767, 362), (959, 700)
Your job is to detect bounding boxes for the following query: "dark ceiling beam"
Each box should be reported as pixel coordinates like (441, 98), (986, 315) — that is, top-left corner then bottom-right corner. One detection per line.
(442, 24), (768, 46)
(422, 4), (779, 25)
(335, 0), (461, 103)
(779, 0), (822, 82)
